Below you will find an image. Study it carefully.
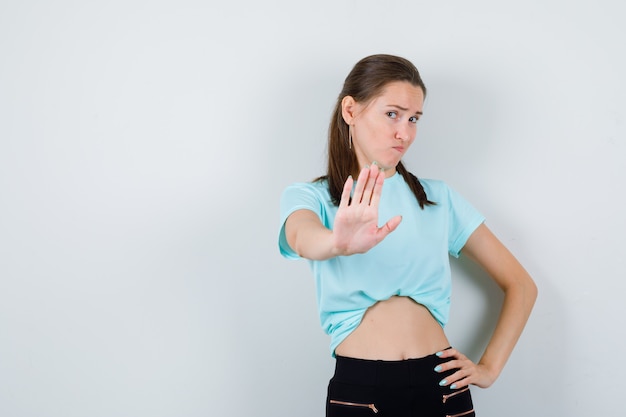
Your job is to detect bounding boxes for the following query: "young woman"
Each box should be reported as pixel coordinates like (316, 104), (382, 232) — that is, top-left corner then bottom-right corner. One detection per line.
(278, 54), (537, 417)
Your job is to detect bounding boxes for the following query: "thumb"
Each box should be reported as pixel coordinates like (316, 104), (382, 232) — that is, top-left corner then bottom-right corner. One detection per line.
(378, 215), (402, 238)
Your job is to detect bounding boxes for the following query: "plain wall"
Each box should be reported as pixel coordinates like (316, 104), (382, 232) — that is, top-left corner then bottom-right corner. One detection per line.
(1, 1), (624, 416)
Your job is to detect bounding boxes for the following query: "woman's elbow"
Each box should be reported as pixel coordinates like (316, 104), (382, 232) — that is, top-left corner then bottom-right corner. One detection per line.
(527, 275), (538, 305)
(514, 272), (538, 309)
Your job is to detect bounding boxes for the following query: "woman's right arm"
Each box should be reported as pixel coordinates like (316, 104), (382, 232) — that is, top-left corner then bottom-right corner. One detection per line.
(284, 209), (339, 260)
(284, 164), (402, 261)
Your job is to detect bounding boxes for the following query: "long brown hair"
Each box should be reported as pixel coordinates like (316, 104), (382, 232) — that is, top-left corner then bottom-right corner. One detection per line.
(318, 54), (435, 209)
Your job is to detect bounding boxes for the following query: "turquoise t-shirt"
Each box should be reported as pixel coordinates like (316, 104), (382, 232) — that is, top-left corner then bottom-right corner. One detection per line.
(278, 172), (485, 356)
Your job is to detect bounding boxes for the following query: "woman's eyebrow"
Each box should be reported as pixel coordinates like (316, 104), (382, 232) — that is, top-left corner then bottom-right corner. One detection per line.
(386, 104), (423, 115)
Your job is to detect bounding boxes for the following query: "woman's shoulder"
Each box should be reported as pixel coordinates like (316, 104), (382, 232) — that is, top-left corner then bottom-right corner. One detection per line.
(417, 177), (445, 187)
(283, 176), (329, 193)
(280, 177), (336, 224)
(417, 177), (480, 216)
(281, 177), (332, 204)
(416, 177), (449, 194)
(415, 177), (466, 206)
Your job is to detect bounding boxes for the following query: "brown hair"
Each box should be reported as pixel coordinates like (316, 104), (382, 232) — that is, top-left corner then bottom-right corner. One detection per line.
(317, 54), (435, 209)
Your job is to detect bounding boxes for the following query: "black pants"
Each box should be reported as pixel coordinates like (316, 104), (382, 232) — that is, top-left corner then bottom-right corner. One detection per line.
(326, 352), (475, 417)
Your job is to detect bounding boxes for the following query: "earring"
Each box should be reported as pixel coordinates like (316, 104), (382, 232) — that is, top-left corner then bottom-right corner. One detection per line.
(348, 125), (353, 150)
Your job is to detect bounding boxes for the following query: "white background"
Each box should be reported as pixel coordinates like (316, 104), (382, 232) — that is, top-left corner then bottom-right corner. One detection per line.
(1, 1), (624, 416)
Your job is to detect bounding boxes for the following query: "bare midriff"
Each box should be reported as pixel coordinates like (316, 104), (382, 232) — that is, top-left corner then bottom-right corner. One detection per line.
(334, 296), (450, 360)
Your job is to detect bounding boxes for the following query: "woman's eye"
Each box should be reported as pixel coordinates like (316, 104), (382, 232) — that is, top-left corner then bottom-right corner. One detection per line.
(386, 111), (398, 119)
(409, 116), (419, 123)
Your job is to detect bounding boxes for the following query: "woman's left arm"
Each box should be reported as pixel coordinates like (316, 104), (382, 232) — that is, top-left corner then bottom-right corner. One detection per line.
(436, 223), (538, 389)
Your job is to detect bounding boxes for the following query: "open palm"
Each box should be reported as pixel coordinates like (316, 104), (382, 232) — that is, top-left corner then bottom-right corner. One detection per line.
(332, 165), (402, 255)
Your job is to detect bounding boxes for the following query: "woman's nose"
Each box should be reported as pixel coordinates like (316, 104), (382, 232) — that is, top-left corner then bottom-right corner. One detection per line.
(395, 125), (410, 141)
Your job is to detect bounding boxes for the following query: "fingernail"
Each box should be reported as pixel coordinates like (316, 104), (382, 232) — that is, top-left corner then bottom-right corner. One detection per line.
(372, 161), (378, 165)
(439, 379), (447, 386)
(435, 351), (443, 357)
(450, 384), (457, 390)
(434, 365), (442, 372)
(364, 165), (369, 169)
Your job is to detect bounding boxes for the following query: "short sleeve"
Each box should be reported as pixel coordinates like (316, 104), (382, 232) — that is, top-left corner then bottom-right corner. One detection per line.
(446, 185), (485, 258)
(278, 183), (326, 259)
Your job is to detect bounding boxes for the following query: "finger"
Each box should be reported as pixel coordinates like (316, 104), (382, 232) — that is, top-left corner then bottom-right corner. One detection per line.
(434, 359), (459, 375)
(433, 349), (464, 373)
(441, 370), (472, 389)
(444, 377), (470, 390)
(378, 215), (402, 238)
(339, 175), (353, 209)
(437, 366), (468, 388)
(353, 166), (370, 203)
(436, 348), (467, 360)
(369, 168), (386, 207)
(451, 376), (472, 390)
(436, 348), (460, 359)
(362, 164), (380, 204)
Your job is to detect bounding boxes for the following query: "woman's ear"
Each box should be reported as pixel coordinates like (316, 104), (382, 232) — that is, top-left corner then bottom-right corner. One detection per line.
(341, 96), (357, 124)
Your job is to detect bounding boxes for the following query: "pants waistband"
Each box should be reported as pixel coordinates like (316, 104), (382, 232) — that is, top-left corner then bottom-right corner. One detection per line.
(332, 349), (453, 387)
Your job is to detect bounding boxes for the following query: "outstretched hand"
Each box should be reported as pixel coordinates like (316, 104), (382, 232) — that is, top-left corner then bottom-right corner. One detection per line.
(332, 164), (402, 256)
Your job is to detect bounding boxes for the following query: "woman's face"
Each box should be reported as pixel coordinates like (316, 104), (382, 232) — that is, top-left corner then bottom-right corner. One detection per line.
(343, 81), (424, 177)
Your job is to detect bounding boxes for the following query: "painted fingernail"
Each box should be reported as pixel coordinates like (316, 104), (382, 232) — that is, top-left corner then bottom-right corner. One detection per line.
(439, 379), (447, 386)
(435, 351), (443, 357)
(372, 161), (378, 165)
(450, 384), (457, 390)
(434, 365), (442, 372)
